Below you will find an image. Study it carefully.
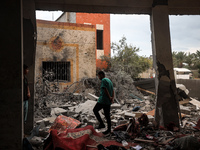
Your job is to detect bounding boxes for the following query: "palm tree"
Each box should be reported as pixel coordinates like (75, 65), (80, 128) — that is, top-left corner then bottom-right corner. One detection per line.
(185, 52), (195, 69)
(175, 52), (186, 68)
(172, 51), (178, 67)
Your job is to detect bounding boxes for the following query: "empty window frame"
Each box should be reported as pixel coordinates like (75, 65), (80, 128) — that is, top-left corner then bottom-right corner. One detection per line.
(97, 30), (103, 50)
(42, 61), (70, 82)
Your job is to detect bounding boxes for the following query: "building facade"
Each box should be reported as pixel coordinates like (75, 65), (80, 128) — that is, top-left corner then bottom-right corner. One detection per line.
(35, 20), (96, 91)
(56, 12), (111, 70)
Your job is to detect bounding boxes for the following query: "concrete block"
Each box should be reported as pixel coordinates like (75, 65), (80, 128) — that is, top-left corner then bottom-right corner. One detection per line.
(51, 107), (68, 116)
(111, 103), (121, 109)
(87, 93), (99, 101)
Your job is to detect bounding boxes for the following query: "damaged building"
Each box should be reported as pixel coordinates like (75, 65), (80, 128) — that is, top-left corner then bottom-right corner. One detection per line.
(56, 12), (111, 70)
(1, 0), (200, 150)
(35, 20), (96, 91)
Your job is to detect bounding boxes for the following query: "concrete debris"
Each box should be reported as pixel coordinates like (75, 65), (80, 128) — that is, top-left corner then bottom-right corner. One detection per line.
(51, 107), (68, 116)
(189, 98), (200, 109)
(111, 103), (121, 109)
(125, 112), (136, 119)
(87, 93), (99, 101)
(180, 105), (191, 115)
(72, 100), (96, 114)
(32, 71), (200, 150)
(176, 84), (189, 95)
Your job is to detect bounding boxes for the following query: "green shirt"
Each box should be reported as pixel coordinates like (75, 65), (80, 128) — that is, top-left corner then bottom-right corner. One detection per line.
(98, 78), (113, 105)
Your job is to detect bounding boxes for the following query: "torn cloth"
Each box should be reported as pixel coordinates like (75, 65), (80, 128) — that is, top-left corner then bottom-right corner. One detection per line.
(44, 125), (104, 150)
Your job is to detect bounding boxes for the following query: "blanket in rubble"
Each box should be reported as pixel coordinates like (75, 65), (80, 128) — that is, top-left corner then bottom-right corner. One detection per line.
(44, 125), (105, 150)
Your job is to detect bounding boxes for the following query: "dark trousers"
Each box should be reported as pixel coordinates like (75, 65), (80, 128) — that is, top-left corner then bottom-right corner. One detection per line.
(93, 102), (111, 131)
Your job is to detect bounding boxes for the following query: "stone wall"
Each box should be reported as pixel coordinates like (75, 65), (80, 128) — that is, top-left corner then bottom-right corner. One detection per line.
(35, 20), (96, 91)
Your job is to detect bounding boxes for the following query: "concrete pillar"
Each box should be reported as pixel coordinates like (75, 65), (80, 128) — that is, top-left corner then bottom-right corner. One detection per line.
(150, 5), (180, 127)
(0, 0), (23, 150)
(23, 0), (37, 133)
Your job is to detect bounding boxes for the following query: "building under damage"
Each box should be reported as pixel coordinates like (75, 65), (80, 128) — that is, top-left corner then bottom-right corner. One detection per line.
(1, 0), (200, 150)
(35, 20), (96, 91)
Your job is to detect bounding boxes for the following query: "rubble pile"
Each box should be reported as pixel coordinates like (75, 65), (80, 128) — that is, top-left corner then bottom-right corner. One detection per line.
(29, 73), (200, 150)
(105, 71), (144, 101)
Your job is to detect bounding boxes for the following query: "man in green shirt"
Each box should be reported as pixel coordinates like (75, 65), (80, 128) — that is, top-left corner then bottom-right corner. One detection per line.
(93, 71), (114, 135)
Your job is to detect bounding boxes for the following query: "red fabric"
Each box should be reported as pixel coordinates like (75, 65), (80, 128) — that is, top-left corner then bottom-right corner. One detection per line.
(49, 115), (81, 133)
(44, 125), (104, 150)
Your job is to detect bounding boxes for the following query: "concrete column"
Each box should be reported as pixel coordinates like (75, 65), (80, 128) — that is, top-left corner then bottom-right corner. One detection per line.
(0, 0), (23, 150)
(23, 0), (37, 133)
(150, 5), (180, 127)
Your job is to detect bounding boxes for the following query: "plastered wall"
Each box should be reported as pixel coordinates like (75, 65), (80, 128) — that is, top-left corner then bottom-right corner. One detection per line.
(35, 20), (96, 90)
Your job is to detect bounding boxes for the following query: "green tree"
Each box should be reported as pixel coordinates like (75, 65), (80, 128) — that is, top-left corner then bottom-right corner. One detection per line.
(185, 52), (195, 69)
(101, 36), (152, 79)
(174, 51), (186, 68)
(193, 50), (200, 76)
(172, 51), (178, 67)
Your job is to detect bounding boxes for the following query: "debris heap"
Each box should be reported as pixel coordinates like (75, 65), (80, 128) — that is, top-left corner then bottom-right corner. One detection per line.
(28, 72), (200, 150)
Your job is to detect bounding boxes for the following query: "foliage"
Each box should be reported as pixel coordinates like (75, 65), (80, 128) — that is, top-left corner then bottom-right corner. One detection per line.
(172, 51), (186, 68)
(172, 50), (200, 77)
(100, 36), (152, 79)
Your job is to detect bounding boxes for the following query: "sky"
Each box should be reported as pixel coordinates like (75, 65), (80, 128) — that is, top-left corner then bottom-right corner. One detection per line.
(36, 11), (200, 57)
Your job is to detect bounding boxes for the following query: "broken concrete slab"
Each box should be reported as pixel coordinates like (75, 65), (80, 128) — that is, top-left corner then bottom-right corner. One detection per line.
(60, 104), (72, 109)
(125, 112), (136, 119)
(176, 84), (189, 95)
(111, 119), (118, 124)
(111, 103), (121, 109)
(189, 98), (200, 109)
(74, 100), (97, 114)
(116, 110), (126, 116)
(180, 105), (191, 115)
(87, 93), (99, 101)
(51, 107), (68, 116)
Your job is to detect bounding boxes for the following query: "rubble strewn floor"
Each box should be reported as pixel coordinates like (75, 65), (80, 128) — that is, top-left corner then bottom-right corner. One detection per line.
(28, 73), (200, 150)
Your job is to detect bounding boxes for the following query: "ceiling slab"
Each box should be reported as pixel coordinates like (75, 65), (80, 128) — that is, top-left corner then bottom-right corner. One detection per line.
(35, 0), (200, 15)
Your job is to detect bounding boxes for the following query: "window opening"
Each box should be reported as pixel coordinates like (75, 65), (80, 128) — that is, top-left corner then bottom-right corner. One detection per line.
(97, 30), (103, 50)
(42, 61), (71, 82)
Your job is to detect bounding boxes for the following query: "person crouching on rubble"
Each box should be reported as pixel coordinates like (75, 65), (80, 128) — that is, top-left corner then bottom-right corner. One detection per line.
(24, 64), (31, 124)
(93, 71), (114, 135)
